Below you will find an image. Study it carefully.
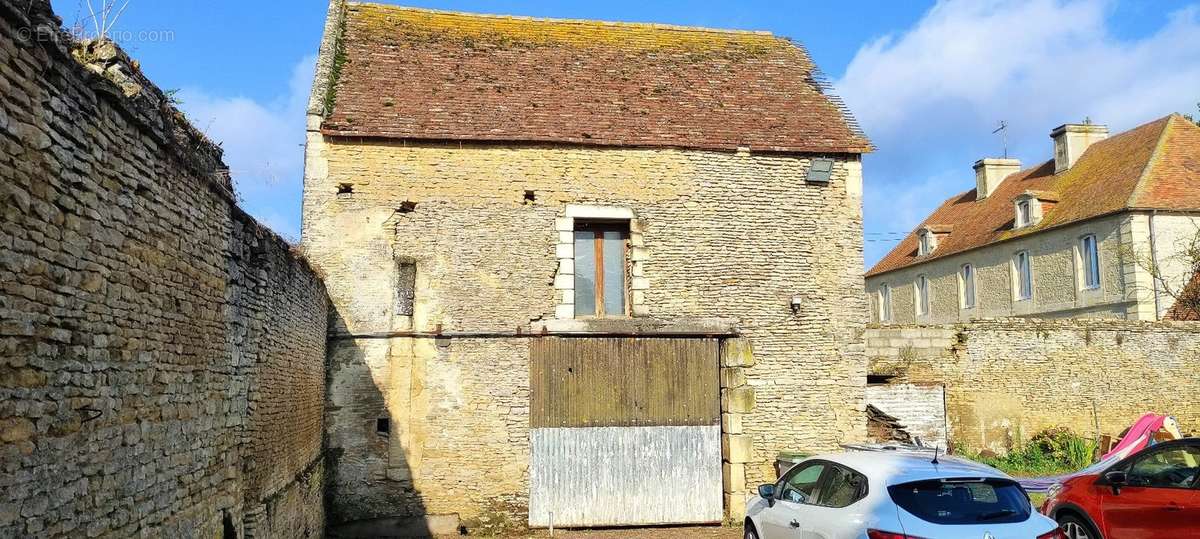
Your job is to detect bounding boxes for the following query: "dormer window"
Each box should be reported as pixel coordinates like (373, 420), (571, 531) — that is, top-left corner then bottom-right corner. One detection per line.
(918, 230), (935, 256)
(1016, 199), (1033, 227)
(916, 225), (950, 256)
(1013, 191), (1057, 229)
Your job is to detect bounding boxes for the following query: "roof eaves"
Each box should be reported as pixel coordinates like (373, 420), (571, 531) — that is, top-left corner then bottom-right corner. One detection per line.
(865, 208), (1135, 280)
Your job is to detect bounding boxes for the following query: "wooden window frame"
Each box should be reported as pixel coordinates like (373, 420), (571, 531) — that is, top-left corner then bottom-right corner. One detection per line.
(574, 221), (630, 318)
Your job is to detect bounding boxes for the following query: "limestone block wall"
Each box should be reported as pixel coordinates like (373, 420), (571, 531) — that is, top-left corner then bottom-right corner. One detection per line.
(866, 320), (1200, 453)
(0, 3), (327, 537)
(303, 135), (867, 524)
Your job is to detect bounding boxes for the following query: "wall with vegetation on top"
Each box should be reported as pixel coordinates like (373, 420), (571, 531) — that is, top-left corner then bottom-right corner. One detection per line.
(0, 2), (327, 537)
(866, 319), (1200, 453)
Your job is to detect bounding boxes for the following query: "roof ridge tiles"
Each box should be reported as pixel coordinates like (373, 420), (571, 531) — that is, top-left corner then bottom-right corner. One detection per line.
(345, 1), (776, 37)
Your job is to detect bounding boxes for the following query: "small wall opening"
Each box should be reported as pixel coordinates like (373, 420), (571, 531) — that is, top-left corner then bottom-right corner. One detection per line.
(336, 183), (354, 195)
(396, 262), (416, 317)
(867, 374), (896, 385)
(397, 200), (417, 213)
(222, 511), (237, 539)
(376, 417), (390, 436)
(523, 190), (536, 204)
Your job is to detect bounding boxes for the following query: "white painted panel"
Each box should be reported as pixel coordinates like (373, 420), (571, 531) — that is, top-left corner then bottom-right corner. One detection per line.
(866, 383), (948, 448)
(529, 425), (722, 527)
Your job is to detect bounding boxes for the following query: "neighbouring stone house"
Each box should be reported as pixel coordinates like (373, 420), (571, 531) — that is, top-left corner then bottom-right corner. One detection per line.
(866, 114), (1200, 324)
(303, 1), (871, 531)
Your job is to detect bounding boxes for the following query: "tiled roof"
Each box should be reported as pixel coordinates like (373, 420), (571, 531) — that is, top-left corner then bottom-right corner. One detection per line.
(321, 2), (872, 153)
(867, 114), (1200, 277)
(1166, 272), (1200, 321)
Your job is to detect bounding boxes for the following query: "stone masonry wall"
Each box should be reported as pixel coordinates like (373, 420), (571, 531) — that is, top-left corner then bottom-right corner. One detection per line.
(866, 320), (1200, 453)
(0, 2), (326, 537)
(304, 136), (867, 526)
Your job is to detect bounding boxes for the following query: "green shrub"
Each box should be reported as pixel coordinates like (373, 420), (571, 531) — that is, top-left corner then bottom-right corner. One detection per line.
(956, 428), (1097, 477)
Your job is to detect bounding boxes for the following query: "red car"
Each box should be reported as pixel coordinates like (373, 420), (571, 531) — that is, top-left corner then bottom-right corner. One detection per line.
(1041, 438), (1200, 538)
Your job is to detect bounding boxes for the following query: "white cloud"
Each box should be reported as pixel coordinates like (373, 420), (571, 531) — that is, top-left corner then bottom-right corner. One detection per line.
(836, 0), (1200, 266)
(178, 55), (316, 240)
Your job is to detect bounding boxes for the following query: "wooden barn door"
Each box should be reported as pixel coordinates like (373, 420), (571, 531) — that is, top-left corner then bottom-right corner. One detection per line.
(528, 337), (722, 527)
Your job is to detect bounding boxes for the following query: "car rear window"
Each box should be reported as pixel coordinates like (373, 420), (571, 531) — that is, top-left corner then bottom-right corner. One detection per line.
(888, 478), (1031, 525)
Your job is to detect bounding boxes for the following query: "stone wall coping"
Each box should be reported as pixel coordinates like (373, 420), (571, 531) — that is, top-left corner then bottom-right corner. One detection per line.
(867, 318), (1200, 333)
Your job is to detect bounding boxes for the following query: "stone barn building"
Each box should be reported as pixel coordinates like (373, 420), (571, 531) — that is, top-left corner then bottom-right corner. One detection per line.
(303, 1), (871, 532)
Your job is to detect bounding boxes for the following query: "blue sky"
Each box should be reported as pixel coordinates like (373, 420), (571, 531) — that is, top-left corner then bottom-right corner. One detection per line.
(53, 0), (1200, 265)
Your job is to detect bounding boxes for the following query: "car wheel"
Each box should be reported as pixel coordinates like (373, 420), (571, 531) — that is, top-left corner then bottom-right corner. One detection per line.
(744, 520), (760, 539)
(1058, 514), (1099, 539)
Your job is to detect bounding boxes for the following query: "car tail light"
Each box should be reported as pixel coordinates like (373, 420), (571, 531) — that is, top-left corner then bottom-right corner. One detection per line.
(867, 530), (927, 539)
(1037, 529), (1067, 539)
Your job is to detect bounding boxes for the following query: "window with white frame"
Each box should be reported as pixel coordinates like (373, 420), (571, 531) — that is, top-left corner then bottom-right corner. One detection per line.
(917, 230), (936, 256)
(916, 275), (930, 316)
(1014, 251), (1033, 301)
(1080, 234), (1100, 290)
(960, 264), (976, 309)
(878, 285), (892, 321)
(1016, 200), (1032, 228)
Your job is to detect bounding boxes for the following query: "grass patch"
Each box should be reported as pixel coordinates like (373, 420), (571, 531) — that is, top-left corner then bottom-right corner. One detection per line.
(956, 427), (1097, 477)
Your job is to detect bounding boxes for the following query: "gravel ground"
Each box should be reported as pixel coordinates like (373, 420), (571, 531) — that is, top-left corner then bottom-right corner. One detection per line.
(439, 525), (744, 538)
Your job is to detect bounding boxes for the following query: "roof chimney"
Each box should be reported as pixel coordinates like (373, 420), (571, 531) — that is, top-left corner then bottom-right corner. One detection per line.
(973, 158), (1021, 200)
(1051, 121), (1108, 173)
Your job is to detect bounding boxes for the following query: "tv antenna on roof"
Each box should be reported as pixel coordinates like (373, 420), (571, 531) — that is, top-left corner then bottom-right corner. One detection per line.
(931, 445), (940, 465)
(992, 121), (1009, 158)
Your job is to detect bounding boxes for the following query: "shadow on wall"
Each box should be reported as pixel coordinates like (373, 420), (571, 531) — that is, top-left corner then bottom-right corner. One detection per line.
(325, 308), (434, 538)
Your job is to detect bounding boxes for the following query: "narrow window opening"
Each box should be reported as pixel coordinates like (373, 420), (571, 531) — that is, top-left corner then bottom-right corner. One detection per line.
(573, 221), (630, 317)
(916, 275), (930, 316)
(376, 417), (390, 435)
(879, 285), (892, 322)
(867, 374), (895, 385)
(523, 190), (536, 204)
(961, 264), (976, 309)
(222, 511), (237, 539)
(337, 183), (354, 195)
(396, 262), (415, 317)
(1081, 235), (1100, 289)
(1015, 251), (1033, 301)
(397, 201), (417, 213)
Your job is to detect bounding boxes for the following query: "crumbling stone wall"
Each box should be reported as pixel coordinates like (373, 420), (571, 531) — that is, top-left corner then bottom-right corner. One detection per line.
(0, 2), (326, 537)
(866, 320), (1200, 453)
(304, 135), (867, 526)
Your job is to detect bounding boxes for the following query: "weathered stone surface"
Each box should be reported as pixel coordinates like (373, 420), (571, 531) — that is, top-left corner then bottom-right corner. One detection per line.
(304, 136), (867, 524)
(866, 319), (1200, 453)
(722, 387), (757, 414)
(722, 434), (754, 464)
(0, 2), (328, 537)
(720, 337), (756, 368)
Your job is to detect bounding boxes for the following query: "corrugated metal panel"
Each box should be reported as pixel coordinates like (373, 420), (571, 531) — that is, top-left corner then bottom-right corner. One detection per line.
(530, 337), (719, 428)
(528, 425), (723, 527)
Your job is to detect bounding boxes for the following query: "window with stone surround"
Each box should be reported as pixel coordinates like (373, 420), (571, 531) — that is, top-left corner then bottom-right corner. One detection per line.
(1079, 234), (1100, 290)
(554, 205), (649, 320)
(878, 284), (893, 322)
(1016, 199), (1032, 227)
(1014, 250), (1033, 301)
(916, 275), (930, 316)
(573, 221), (629, 317)
(960, 264), (976, 309)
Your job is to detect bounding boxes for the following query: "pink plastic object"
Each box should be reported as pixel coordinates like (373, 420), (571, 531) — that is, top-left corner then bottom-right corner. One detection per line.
(1100, 413), (1166, 461)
